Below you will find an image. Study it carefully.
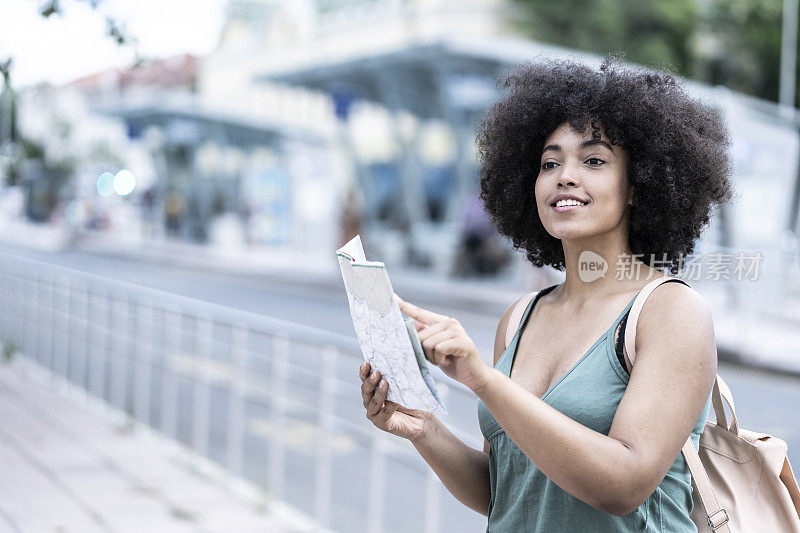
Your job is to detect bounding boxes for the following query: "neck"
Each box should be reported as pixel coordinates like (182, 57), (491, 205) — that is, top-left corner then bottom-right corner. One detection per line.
(557, 228), (657, 304)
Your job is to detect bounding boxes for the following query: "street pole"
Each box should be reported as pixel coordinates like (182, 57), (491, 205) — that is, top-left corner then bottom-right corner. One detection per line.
(782, 0), (800, 235)
(780, 0), (798, 120)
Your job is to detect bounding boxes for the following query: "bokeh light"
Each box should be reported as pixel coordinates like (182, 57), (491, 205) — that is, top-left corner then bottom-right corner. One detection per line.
(96, 172), (115, 197)
(113, 169), (136, 196)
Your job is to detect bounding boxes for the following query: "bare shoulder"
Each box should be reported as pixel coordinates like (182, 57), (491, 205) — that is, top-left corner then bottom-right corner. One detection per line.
(639, 280), (713, 329)
(493, 295), (528, 366)
(636, 279), (716, 370)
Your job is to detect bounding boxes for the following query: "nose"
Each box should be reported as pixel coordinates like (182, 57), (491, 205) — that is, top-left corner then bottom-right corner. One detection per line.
(556, 167), (580, 188)
(555, 156), (582, 188)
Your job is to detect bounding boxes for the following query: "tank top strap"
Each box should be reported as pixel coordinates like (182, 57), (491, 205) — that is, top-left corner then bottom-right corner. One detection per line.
(496, 284), (559, 374)
(514, 283), (559, 340)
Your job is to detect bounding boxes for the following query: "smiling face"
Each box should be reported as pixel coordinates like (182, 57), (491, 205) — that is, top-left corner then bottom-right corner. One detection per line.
(535, 122), (632, 242)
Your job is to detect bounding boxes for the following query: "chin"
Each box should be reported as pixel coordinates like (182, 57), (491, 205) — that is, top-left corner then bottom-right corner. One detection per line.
(546, 223), (603, 241)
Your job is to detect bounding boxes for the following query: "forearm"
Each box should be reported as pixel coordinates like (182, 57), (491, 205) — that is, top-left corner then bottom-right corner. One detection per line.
(475, 368), (639, 514)
(412, 416), (491, 515)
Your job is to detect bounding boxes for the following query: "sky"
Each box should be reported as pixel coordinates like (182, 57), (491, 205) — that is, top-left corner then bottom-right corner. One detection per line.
(0, 0), (228, 88)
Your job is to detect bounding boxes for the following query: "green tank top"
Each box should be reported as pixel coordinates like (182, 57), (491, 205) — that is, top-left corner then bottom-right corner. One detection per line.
(477, 284), (712, 532)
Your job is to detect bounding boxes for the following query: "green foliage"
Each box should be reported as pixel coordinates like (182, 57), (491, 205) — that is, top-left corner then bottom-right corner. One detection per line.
(510, 0), (699, 74)
(2, 341), (17, 362)
(700, 0), (785, 102)
(511, 0), (797, 105)
(20, 138), (45, 160)
(39, 0), (133, 46)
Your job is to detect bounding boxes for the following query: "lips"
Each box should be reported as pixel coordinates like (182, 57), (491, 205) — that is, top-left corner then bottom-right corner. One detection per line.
(550, 193), (590, 206)
(553, 202), (587, 213)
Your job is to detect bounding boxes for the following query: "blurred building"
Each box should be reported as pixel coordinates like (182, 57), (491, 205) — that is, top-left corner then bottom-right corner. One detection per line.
(6, 0), (800, 292)
(88, 50), (336, 250)
(249, 0), (800, 283)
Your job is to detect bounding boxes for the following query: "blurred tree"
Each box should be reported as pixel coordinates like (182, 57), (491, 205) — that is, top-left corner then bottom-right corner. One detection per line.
(0, 59), (18, 148)
(696, 0), (786, 104)
(0, 1), (139, 218)
(509, 0), (699, 74)
(38, 0), (132, 46)
(510, 0), (797, 106)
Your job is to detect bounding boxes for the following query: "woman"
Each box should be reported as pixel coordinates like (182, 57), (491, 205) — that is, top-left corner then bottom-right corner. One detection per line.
(358, 55), (733, 531)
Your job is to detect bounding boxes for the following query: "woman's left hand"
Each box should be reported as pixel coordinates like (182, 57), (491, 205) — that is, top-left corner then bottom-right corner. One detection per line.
(396, 294), (491, 393)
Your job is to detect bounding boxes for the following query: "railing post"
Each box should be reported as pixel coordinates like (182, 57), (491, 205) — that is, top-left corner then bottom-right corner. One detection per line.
(90, 287), (107, 400)
(111, 295), (128, 411)
(2, 267), (8, 342)
(161, 306), (181, 440)
(0, 266), (7, 341)
(47, 273), (56, 378)
(366, 429), (386, 533)
(31, 271), (40, 364)
(74, 281), (89, 398)
(62, 276), (72, 384)
(11, 269), (20, 349)
(269, 334), (289, 500)
(53, 274), (67, 383)
(80, 283), (91, 393)
(424, 382), (449, 533)
(227, 323), (248, 477)
(315, 345), (337, 527)
(23, 271), (33, 357)
(192, 313), (213, 457)
(135, 301), (153, 425)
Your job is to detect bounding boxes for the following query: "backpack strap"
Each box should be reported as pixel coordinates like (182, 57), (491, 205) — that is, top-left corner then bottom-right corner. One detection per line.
(505, 291), (539, 349)
(681, 439), (731, 532)
(624, 276), (732, 533)
(624, 277), (738, 432)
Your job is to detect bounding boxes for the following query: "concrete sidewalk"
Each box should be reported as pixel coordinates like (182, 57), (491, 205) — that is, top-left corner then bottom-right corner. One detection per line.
(0, 360), (313, 533)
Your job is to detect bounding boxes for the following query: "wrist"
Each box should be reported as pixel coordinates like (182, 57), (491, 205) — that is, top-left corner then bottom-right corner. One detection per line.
(410, 412), (439, 445)
(470, 366), (500, 397)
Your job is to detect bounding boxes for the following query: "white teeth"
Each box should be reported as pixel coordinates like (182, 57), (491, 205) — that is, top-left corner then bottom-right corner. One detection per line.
(555, 199), (585, 207)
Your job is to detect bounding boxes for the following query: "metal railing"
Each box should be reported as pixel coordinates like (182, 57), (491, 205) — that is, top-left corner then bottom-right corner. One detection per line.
(0, 251), (483, 533)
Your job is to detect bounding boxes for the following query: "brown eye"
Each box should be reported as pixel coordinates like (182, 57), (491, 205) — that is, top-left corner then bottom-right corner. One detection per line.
(541, 161), (557, 170)
(586, 158), (604, 166)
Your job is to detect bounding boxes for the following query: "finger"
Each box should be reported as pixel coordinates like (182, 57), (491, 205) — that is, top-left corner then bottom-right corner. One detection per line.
(361, 370), (381, 406)
(372, 399), (398, 426)
(421, 329), (457, 361)
(366, 378), (388, 417)
(410, 317), (427, 332)
(359, 362), (371, 381)
(430, 338), (460, 365)
(395, 295), (448, 326)
(416, 319), (454, 343)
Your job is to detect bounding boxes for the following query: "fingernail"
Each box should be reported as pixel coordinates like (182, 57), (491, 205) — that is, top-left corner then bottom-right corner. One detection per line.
(379, 379), (387, 389)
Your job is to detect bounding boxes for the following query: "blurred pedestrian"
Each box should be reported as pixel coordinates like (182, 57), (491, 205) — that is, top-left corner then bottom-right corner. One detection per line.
(164, 190), (185, 237)
(141, 186), (158, 240)
(339, 185), (362, 248)
(452, 192), (511, 277)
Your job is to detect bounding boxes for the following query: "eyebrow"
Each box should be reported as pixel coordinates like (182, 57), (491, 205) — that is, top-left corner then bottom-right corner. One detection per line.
(542, 139), (615, 154)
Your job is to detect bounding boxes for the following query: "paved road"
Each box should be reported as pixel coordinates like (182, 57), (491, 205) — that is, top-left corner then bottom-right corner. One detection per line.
(1, 243), (798, 533)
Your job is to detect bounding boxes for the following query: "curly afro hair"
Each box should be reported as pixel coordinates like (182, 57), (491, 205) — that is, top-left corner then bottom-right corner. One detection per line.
(476, 54), (734, 274)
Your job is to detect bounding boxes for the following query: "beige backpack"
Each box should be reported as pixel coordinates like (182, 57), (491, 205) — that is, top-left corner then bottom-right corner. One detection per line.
(505, 277), (800, 532)
(625, 277), (800, 532)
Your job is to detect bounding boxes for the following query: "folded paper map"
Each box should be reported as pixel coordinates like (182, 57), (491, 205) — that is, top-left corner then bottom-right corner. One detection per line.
(336, 235), (446, 413)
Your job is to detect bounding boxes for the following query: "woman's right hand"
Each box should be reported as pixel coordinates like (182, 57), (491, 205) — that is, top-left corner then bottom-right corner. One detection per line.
(359, 362), (435, 442)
